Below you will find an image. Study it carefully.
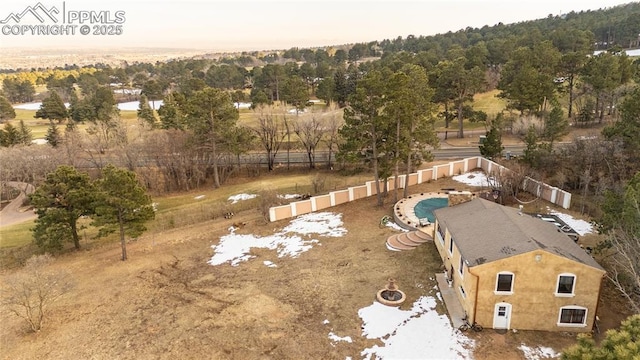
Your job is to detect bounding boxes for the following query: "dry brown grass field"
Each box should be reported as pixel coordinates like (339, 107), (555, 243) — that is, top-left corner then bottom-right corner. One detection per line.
(0, 164), (633, 360)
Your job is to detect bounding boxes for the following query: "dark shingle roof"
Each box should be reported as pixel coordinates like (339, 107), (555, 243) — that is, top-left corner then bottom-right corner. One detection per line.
(433, 198), (604, 270)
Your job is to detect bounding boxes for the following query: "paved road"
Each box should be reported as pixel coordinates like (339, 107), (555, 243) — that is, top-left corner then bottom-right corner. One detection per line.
(269, 145), (525, 164)
(434, 145), (525, 159)
(0, 144), (525, 228)
(0, 182), (36, 228)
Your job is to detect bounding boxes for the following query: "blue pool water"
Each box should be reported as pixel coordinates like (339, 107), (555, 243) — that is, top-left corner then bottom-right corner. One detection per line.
(414, 197), (448, 223)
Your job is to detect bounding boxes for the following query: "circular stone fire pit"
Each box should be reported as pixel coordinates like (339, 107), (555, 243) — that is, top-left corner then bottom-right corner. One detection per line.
(376, 278), (406, 306)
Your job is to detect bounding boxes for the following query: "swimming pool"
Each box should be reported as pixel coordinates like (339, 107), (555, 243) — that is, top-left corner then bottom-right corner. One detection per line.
(414, 197), (449, 223)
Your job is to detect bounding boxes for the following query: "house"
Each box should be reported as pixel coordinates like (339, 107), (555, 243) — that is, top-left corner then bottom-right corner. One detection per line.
(432, 198), (605, 332)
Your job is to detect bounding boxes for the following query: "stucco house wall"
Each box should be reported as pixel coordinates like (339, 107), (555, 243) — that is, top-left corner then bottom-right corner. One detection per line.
(432, 199), (605, 332)
(470, 252), (604, 332)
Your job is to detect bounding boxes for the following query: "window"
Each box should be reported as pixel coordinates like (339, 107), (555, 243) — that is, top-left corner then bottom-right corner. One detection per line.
(459, 285), (466, 298)
(556, 274), (576, 296)
(495, 272), (514, 294)
(448, 236), (454, 255)
(437, 224), (445, 244)
(459, 256), (464, 276)
(558, 307), (587, 326)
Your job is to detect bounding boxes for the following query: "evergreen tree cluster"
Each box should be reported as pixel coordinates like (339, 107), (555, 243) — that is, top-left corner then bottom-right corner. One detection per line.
(30, 165), (155, 261)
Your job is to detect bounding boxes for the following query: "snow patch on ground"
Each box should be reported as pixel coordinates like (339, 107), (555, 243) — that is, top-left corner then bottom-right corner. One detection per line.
(263, 261), (277, 268)
(518, 344), (560, 359)
(452, 171), (497, 187)
(278, 194), (301, 200)
(117, 100), (164, 111)
(228, 193), (258, 204)
(546, 207), (593, 236)
(281, 212), (347, 237)
(14, 102), (70, 110)
(328, 332), (353, 344)
(194, 195), (205, 200)
(386, 221), (409, 232)
(208, 212), (346, 267)
(359, 296), (475, 359)
(234, 102), (251, 109)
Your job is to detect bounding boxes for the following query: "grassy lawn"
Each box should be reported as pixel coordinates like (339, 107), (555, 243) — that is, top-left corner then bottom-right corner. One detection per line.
(120, 110), (138, 121)
(473, 89), (508, 117)
(0, 216), (104, 249)
(0, 170), (373, 248)
(14, 109), (37, 122)
(0, 221), (34, 248)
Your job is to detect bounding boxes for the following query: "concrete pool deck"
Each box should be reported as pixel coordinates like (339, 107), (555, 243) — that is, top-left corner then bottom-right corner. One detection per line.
(393, 191), (477, 232)
(393, 192), (450, 232)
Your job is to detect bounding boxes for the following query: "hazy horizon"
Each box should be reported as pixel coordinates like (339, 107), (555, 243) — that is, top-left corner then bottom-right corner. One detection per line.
(0, 0), (635, 53)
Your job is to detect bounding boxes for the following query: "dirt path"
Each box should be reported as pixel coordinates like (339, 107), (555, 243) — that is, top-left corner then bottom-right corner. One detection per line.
(0, 182), (36, 227)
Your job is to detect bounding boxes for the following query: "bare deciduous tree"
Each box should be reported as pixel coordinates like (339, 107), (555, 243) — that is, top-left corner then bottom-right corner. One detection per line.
(83, 116), (128, 170)
(322, 112), (342, 170)
(0, 145), (64, 185)
(293, 114), (325, 169)
(251, 113), (286, 171)
(486, 161), (542, 206)
(599, 173), (640, 313)
(1, 254), (74, 332)
(143, 129), (205, 193)
(604, 227), (640, 314)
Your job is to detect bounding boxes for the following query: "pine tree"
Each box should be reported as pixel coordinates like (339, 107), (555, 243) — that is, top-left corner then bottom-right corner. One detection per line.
(561, 314), (640, 359)
(17, 120), (32, 145)
(45, 121), (62, 147)
(479, 126), (504, 160)
(338, 69), (390, 206)
(543, 106), (569, 146)
(92, 165), (155, 261)
(282, 76), (309, 113)
(0, 95), (16, 121)
(35, 91), (68, 123)
(0, 122), (20, 146)
(184, 87), (239, 188)
(521, 125), (540, 166)
(30, 166), (96, 251)
(158, 93), (184, 130)
(137, 94), (156, 127)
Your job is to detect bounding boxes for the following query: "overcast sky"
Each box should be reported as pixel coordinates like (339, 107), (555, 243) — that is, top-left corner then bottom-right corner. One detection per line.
(0, 0), (633, 51)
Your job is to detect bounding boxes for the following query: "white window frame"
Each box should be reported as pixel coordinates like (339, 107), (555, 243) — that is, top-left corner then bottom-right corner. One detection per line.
(448, 236), (454, 255)
(459, 285), (466, 298)
(555, 273), (576, 297)
(459, 256), (464, 277)
(557, 306), (587, 327)
(494, 272), (514, 295)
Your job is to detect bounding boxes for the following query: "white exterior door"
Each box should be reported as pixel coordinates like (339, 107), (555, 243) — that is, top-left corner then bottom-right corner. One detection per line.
(493, 302), (511, 329)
